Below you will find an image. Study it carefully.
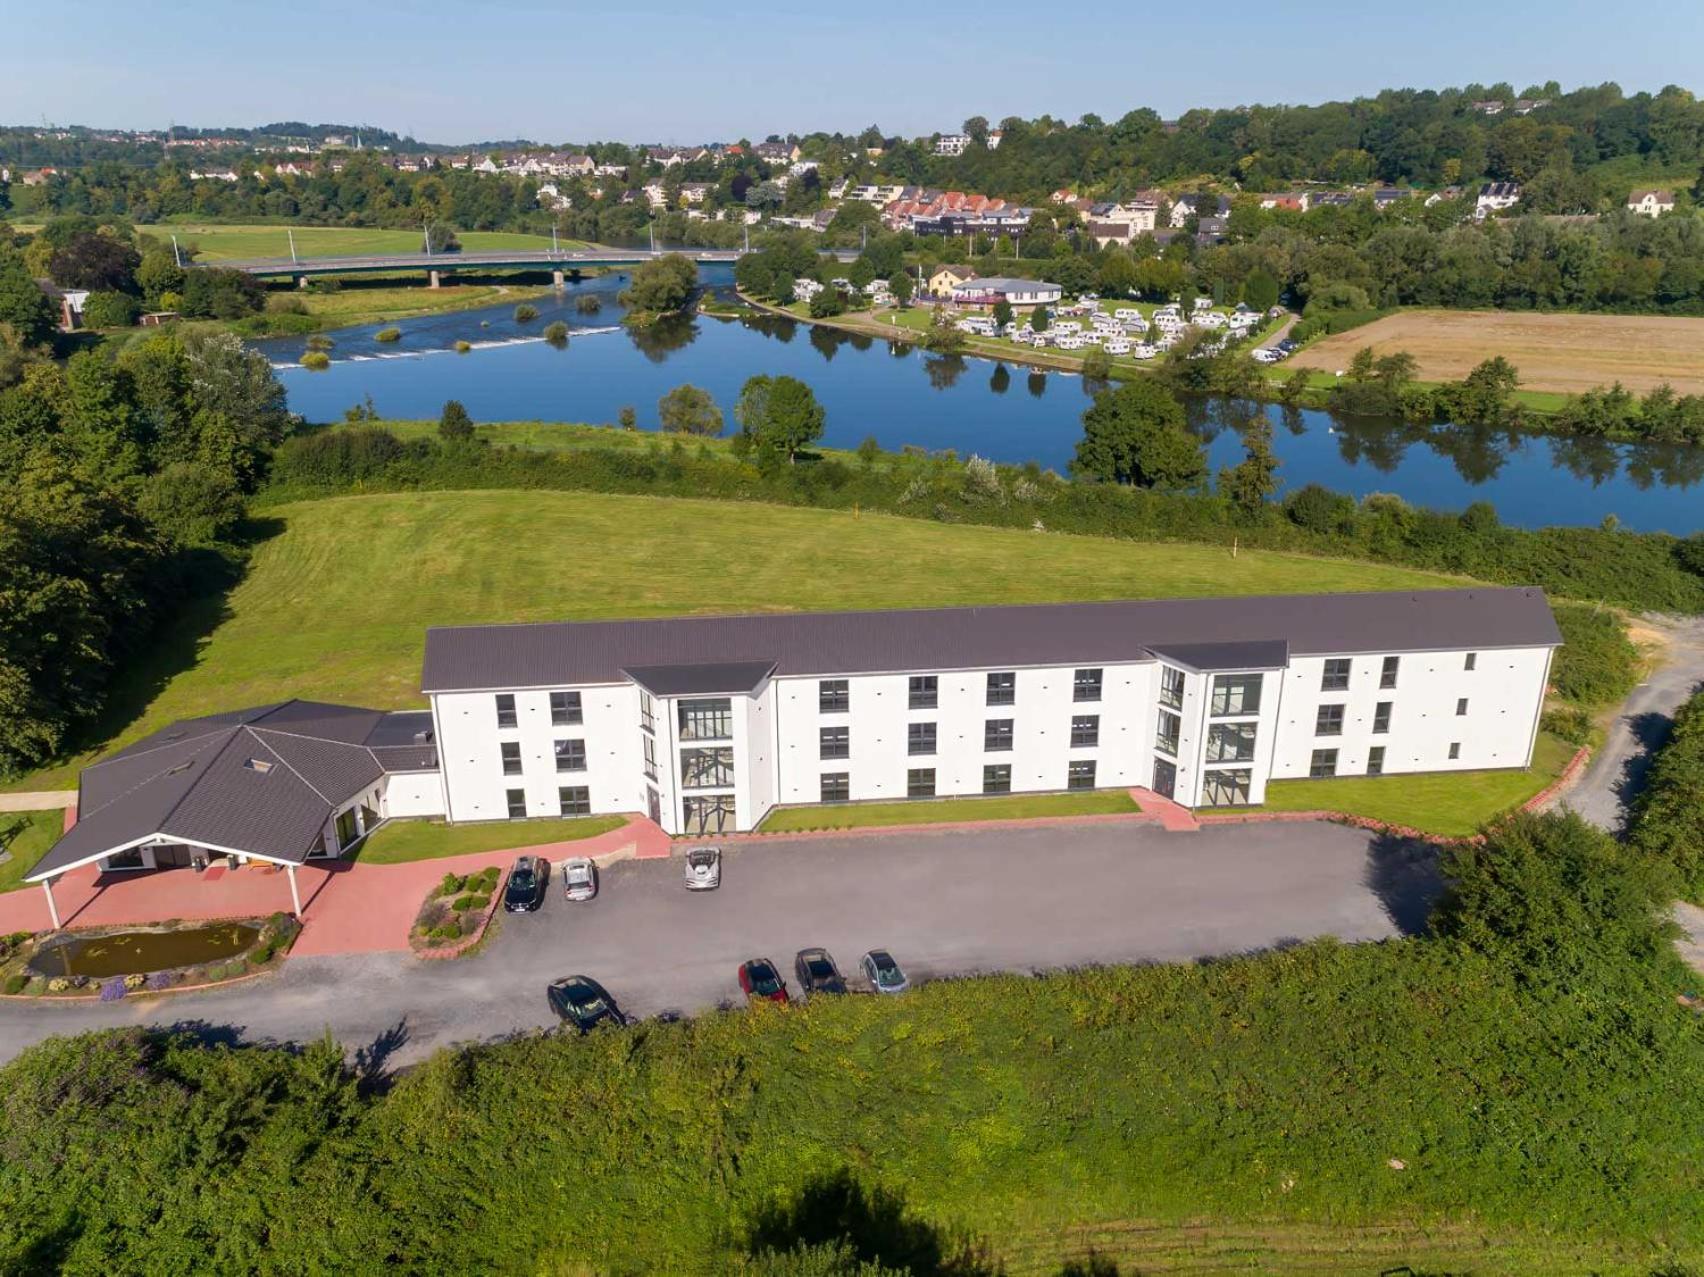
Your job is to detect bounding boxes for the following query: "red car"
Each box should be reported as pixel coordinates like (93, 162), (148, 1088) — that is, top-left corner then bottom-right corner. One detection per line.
(738, 958), (789, 1004)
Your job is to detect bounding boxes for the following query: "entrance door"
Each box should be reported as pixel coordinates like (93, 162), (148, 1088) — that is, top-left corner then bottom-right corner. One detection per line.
(153, 843), (196, 868)
(646, 787), (661, 824)
(1152, 758), (1177, 800)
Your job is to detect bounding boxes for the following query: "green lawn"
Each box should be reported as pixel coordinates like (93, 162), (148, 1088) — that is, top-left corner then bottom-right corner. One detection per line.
(1254, 731), (1575, 836)
(7, 489), (1464, 792)
(358, 815), (626, 864)
(0, 810), (63, 894)
(156, 222), (570, 262)
(279, 281), (556, 327)
(758, 790), (1139, 832)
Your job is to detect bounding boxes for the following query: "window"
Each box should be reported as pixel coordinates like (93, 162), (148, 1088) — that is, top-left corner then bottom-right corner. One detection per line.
(506, 788), (526, 819)
(986, 671), (1015, 706)
(501, 741), (522, 776)
(1448, 742), (1461, 760)
(1210, 673), (1262, 717)
(1380, 656), (1400, 689)
(984, 718), (1014, 751)
(1070, 715), (1100, 748)
(682, 794), (736, 835)
(550, 691), (582, 726)
(1201, 769), (1252, 806)
(1464, 652), (1477, 671)
(819, 679), (849, 713)
(907, 768), (935, 798)
(642, 734), (658, 782)
(1159, 666), (1185, 710)
(1373, 701), (1393, 734)
(495, 693), (517, 729)
(553, 739), (586, 772)
(558, 785), (590, 816)
(639, 691), (655, 734)
(1206, 722), (1256, 763)
(678, 697), (732, 741)
(819, 726), (850, 759)
(1367, 746), (1385, 777)
(1321, 658), (1352, 692)
(1073, 668), (1103, 702)
(1067, 759), (1097, 790)
(680, 747), (735, 789)
(1309, 748), (1338, 779)
(1456, 697), (1469, 716)
(982, 764), (1011, 794)
(1315, 704), (1345, 736)
(908, 722), (937, 756)
(1155, 709), (1181, 756)
(820, 773), (849, 803)
(909, 675), (938, 710)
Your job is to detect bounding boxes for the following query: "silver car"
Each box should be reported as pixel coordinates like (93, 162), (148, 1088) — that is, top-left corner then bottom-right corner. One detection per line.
(561, 857), (597, 902)
(861, 950), (909, 994)
(683, 846), (721, 891)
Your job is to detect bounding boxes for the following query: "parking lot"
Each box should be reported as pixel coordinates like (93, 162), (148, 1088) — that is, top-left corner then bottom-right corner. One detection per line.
(0, 819), (1438, 1068)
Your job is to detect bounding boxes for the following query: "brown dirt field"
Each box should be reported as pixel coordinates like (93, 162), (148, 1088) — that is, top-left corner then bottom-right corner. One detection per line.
(1290, 309), (1704, 394)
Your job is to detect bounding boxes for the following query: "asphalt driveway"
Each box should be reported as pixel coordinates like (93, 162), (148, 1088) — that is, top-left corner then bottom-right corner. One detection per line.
(0, 820), (1437, 1071)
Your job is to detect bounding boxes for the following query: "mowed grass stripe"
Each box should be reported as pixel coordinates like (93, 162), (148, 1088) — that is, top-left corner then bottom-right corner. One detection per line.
(9, 490), (1463, 790)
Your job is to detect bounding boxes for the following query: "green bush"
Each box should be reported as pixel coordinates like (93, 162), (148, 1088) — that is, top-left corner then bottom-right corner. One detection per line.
(543, 320), (568, 344)
(454, 340), (472, 353)
(299, 350), (331, 371)
(1540, 705), (1592, 745)
(2, 974), (26, 995)
(575, 293), (602, 314)
(514, 304), (539, 323)
(305, 334), (335, 352)
(1629, 691), (1704, 898)
(1550, 602), (1640, 705)
(81, 290), (141, 329)
(431, 922), (461, 940)
(449, 894), (485, 912)
(374, 327), (402, 343)
(438, 873), (465, 898)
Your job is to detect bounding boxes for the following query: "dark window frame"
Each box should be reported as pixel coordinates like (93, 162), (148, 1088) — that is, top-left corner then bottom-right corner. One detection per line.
(986, 671), (1016, 707)
(680, 746), (735, 789)
(1373, 701), (1393, 734)
(1159, 665), (1186, 711)
(550, 690), (583, 726)
(1073, 668), (1103, 703)
(1067, 759), (1097, 791)
(1206, 721), (1256, 763)
(1315, 704), (1345, 737)
(819, 679), (850, 714)
(1210, 674), (1263, 717)
(1321, 658), (1352, 692)
(1380, 656), (1400, 689)
(1309, 748), (1338, 779)
(505, 788), (527, 819)
(819, 725), (850, 760)
(908, 722), (937, 756)
(553, 738), (587, 773)
(495, 693), (518, 730)
(1155, 708), (1181, 757)
(909, 675), (938, 710)
(984, 718), (1014, 751)
(1200, 768), (1252, 807)
(558, 785), (590, 816)
(820, 772), (849, 803)
(500, 741), (523, 776)
(982, 763), (1011, 794)
(678, 697), (733, 742)
(1367, 746), (1385, 777)
(906, 767), (936, 798)
(1070, 714), (1100, 748)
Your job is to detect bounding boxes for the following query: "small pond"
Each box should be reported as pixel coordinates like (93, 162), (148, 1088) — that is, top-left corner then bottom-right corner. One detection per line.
(29, 922), (261, 979)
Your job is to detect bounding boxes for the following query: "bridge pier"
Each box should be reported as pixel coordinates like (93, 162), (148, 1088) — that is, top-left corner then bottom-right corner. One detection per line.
(428, 269), (443, 289)
(552, 269), (565, 290)
(296, 275), (309, 290)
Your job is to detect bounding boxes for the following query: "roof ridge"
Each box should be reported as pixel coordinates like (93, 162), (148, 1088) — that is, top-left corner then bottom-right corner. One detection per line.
(83, 722), (244, 772)
(242, 728), (331, 804)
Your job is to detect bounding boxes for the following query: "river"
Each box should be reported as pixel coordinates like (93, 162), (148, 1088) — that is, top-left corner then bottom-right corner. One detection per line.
(256, 267), (1704, 533)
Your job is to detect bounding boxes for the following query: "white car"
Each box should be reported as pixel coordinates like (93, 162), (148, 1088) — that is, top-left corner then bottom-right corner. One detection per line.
(562, 856), (597, 902)
(684, 846), (721, 891)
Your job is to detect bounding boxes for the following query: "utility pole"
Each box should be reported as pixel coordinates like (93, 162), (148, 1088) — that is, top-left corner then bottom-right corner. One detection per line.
(649, 221), (656, 254)
(287, 228), (297, 264)
(170, 234), (182, 268)
(423, 218), (431, 257)
(551, 223), (558, 254)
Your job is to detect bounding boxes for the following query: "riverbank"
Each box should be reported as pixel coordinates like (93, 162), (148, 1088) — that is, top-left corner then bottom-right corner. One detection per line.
(235, 279), (563, 337)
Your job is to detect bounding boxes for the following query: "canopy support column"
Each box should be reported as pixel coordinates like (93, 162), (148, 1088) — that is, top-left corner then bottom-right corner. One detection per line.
(41, 878), (61, 930)
(286, 863), (303, 918)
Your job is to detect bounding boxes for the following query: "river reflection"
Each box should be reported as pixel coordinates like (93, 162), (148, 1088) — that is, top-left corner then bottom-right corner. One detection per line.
(258, 272), (1704, 532)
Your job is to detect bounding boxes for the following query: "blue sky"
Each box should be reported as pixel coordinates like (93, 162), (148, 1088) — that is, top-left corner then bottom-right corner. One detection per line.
(6, 0), (1701, 144)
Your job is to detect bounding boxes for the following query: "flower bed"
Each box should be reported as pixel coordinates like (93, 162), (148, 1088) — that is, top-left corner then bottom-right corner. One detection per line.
(0, 913), (301, 1000)
(410, 865), (505, 958)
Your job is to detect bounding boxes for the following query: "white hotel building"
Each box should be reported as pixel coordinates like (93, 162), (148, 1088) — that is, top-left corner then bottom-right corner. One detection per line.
(419, 589), (1561, 837)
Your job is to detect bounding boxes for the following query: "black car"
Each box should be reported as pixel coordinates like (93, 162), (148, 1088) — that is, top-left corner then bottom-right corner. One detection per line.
(503, 855), (549, 912)
(547, 975), (625, 1032)
(794, 947), (848, 997)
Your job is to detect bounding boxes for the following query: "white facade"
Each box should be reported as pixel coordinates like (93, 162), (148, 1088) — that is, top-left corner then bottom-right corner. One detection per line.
(427, 640), (1552, 836)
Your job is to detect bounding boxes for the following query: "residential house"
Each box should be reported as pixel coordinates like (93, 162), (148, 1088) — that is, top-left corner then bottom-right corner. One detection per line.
(190, 167), (240, 182)
(1476, 182), (1522, 218)
(1168, 193), (1230, 228)
(986, 129), (1004, 150)
(642, 180), (668, 209)
(1471, 99), (1506, 115)
(754, 141), (800, 164)
(950, 277), (1064, 308)
(1371, 187), (1410, 209)
(1424, 186), (1464, 206)
(679, 181), (714, 205)
(1259, 192), (1310, 212)
(1627, 189), (1676, 218)
(1512, 98), (1550, 114)
(934, 133), (971, 157)
(827, 176), (851, 200)
(927, 265), (978, 297)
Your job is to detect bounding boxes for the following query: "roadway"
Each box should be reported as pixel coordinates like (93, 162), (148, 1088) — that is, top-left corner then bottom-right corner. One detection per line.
(209, 246), (856, 278)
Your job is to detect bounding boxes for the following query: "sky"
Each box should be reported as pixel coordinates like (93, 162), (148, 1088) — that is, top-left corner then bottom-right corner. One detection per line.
(5, 0), (1702, 145)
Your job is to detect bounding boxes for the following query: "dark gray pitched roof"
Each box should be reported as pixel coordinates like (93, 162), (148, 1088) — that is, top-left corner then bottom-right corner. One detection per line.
(1147, 640), (1289, 673)
(420, 588), (1561, 693)
(622, 661), (777, 696)
(26, 701), (420, 882)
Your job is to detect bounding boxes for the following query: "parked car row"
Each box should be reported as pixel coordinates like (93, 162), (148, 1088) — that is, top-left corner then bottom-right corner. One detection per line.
(737, 946), (909, 1005)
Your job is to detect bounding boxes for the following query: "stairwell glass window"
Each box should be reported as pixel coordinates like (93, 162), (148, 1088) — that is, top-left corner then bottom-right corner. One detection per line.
(819, 679), (849, 714)
(558, 786), (590, 816)
(678, 697), (732, 741)
(505, 788), (526, 818)
(550, 691), (582, 726)
(1201, 769), (1252, 806)
(908, 722), (937, 756)
(495, 693), (518, 729)
(1367, 746), (1385, 777)
(1070, 715), (1100, 748)
(680, 747), (734, 789)
(1373, 702), (1393, 734)
(983, 764), (1011, 794)
(1456, 698), (1469, 716)
(1073, 668), (1103, 703)
(1067, 760), (1097, 790)
(909, 676), (938, 710)
(1309, 748), (1338, 779)
(642, 734), (658, 782)
(639, 691), (655, 734)
(1159, 666), (1185, 711)
(1315, 704), (1344, 736)
(1155, 709), (1181, 757)
(819, 726), (850, 760)
(1380, 656), (1400, 689)
(1210, 674), (1262, 717)
(554, 739), (586, 772)
(986, 671), (1016, 706)
(907, 768), (936, 798)
(1206, 722), (1256, 763)
(1321, 659), (1352, 692)
(820, 773), (849, 803)
(501, 742), (522, 776)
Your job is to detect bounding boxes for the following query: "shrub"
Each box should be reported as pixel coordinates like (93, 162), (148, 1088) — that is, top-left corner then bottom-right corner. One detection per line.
(98, 978), (128, 1002)
(1550, 603), (1640, 706)
(144, 970), (176, 991)
(1541, 705), (1592, 745)
(1628, 691), (1704, 898)
(267, 294), (309, 315)
(1, 974), (25, 995)
(300, 350), (331, 370)
(477, 866), (500, 890)
(543, 320), (569, 344)
(575, 293), (602, 314)
(305, 333), (335, 351)
(432, 922), (461, 940)
(374, 327), (402, 343)
(454, 340), (472, 352)
(46, 977), (70, 994)
(123, 973), (146, 990)
(438, 872), (466, 897)
(514, 304), (539, 323)
(82, 290), (141, 329)
(450, 894), (490, 913)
